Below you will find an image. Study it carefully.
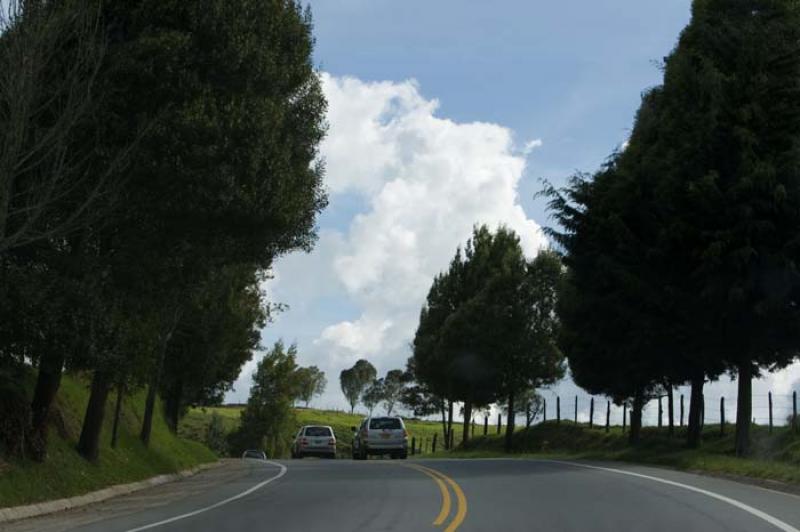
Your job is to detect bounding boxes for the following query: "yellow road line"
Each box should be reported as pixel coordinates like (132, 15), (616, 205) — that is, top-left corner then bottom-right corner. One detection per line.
(408, 465), (451, 525)
(406, 464), (468, 531)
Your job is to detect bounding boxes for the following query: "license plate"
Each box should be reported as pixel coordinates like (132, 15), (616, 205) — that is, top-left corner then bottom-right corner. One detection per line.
(380, 433), (391, 439)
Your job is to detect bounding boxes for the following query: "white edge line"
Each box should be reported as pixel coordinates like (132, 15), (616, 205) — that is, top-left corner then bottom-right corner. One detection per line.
(545, 459), (799, 532)
(125, 460), (287, 532)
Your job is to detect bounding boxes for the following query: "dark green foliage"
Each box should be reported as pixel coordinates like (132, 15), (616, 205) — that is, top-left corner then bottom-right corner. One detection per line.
(1, 0), (328, 463)
(413, 226), (565, 449)
(204, 413), (228, 456)
(228, 341), (303, 458)
(547, 0), (800, 453)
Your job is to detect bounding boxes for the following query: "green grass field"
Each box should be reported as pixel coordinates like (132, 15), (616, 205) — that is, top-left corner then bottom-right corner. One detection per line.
(180, 405), (448, 457)
(0, 373), (216, 508)
(433, 421), (800, 485)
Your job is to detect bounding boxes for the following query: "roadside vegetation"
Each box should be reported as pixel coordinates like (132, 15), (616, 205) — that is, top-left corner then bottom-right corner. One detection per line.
(441, 422), (800, 486)
(0, 371), (215, 508)
(181, 404), (444, 458)
(1, 0), (326, 475)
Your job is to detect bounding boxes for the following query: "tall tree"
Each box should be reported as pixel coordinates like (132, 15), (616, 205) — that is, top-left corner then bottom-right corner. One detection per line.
(68, 0), (327, 456)
(295, 366), (327, 408)
(658, 0), (800, 456)
(0, 0), (132, 255)
(361, 379), (384, 416)
(227, 341), (302, 457)
(339, 359), (376, 414)
(381, 369), (405, 416)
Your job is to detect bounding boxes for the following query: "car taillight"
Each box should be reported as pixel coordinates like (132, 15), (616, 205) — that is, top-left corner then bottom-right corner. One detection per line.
(328, 438), (335, 446)
(301, 438), (308, 446)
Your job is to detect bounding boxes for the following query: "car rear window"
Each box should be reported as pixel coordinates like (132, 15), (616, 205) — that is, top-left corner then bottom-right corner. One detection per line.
(244, 450), (263, 459)
(369, 418), (402, 430)
(304, 426), (332, 437)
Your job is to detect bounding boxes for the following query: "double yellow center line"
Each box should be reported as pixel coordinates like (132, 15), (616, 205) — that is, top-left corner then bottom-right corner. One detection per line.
(406, 463), (467, 532)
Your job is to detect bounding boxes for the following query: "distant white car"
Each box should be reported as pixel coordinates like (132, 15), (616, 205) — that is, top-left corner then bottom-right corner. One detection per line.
(351, 416), (408, 460)
(242, 449), (267, 460)
(291, 425), (336, 459)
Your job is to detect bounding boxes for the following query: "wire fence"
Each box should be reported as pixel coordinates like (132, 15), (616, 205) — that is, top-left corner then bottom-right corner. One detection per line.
(527, 390), (800, 433)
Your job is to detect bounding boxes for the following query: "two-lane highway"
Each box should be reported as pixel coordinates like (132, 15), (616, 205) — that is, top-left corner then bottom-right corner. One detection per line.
(7, 458), (800, 531)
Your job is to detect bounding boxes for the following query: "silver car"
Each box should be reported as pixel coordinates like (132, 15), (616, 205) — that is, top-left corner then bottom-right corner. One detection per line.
(351, 416), (408, 460)
(291, 425), (336, 459)
(241, 449), (267, 460)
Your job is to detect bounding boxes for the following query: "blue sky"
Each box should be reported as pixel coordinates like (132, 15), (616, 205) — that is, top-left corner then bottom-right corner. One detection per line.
(227, 1), (800, 424)
(309, 0), (692, 225)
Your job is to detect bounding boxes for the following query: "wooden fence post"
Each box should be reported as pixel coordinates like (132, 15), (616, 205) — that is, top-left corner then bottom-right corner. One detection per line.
(680, 394), (684, 427)
(623, 403), (627, 433)
(449, 430), (454, 449)
(557, 396), (561, 425)
(700, 394), (705, 430)
(769, 392), (773, 434)
(484, 415), (488, 435)
(471, 420), (475, 437)
(497, 414), (501, 434)
(589, 397), (594, 428)
(574, 395), (578, 424)
(543, 398), (547, 423)
(658, 395), (663, 428)
(793, 391), (797, 432)
(605, 400), (610, 433)
(411, 436), (416, 455)
(432, 433), (437, 453)
(720, 397), (725, 436)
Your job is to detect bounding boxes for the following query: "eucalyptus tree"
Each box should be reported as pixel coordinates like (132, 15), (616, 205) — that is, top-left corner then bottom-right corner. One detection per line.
(295, 366), (327, 408)
(340, 359), (376, 414)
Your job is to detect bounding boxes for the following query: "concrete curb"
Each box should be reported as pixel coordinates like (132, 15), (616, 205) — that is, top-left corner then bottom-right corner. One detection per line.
(0, 460), (222, 524)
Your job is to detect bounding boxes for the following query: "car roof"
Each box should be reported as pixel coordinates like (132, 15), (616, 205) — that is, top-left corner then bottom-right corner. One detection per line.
(301, 425), (333, 429)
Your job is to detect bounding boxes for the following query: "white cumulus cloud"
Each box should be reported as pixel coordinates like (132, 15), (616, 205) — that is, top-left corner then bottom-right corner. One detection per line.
(312, 73), (548, 373)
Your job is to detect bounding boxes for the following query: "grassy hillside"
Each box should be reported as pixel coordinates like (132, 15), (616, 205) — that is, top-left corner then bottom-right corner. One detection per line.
(181, 405), (447, 457)
(0, 372), (216, 508)
(444, 421), (800, 485)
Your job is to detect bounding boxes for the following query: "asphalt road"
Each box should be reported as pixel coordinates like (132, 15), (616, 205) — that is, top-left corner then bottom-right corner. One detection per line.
(7, 458), (800, 532)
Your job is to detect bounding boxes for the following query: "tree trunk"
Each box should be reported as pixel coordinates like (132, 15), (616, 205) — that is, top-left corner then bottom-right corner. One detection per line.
(110, 382), (125, 448)
(446, 400), (453, 450)
(667, 383), (674, 438)
(164, 378), (183, 433)
(504, 391), (516, 452)
(439, 400), (448, 447)
(629, 388), (643, 446)
(687, 372), (703, 448)
(29, 350), (66, 460)
(735, 363), (752, 457)
(461, 401), (472, 444)
(141, 333), (169, 446)
(77, 371), (112, 461)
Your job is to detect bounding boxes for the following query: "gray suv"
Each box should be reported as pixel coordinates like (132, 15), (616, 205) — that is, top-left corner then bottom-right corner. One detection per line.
(351, 416), (408, 460)
(291, 425), (336, 459)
